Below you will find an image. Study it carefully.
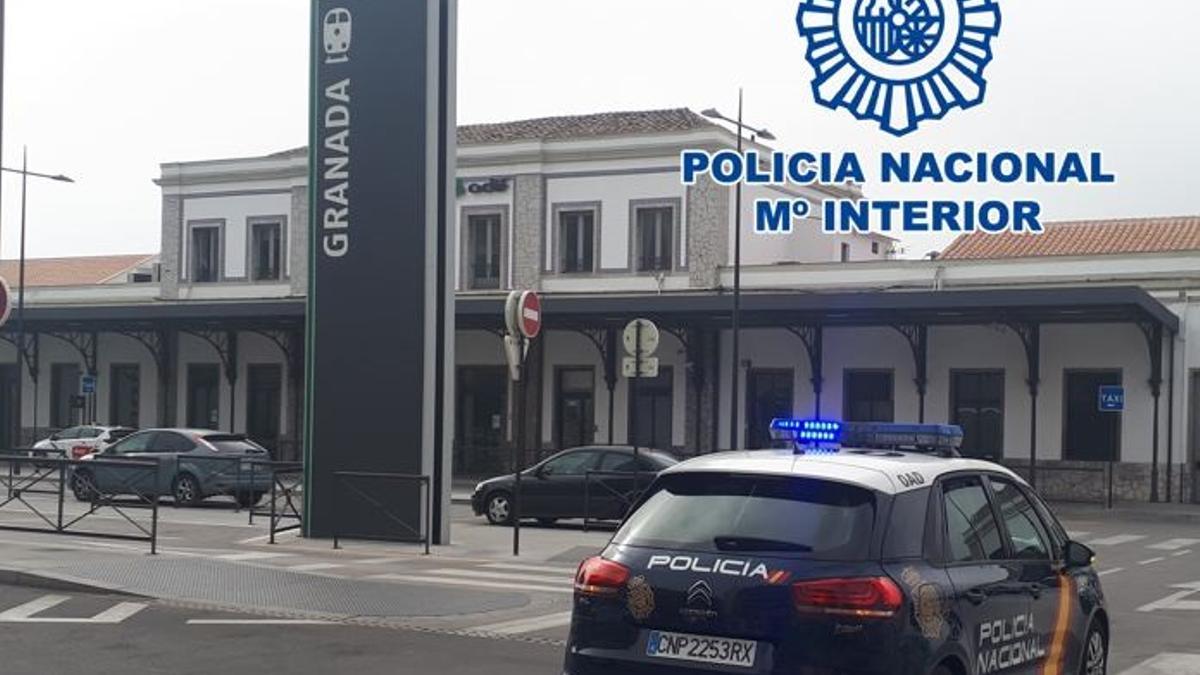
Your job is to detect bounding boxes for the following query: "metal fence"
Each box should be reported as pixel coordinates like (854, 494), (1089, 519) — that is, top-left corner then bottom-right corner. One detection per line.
(247, 461), (305, 544)
(0, 451), (160, 553)
(332, 471), (430, 554)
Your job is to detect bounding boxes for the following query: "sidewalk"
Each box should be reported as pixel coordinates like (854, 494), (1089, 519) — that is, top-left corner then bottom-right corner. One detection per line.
(1050, 499), (1200, 525)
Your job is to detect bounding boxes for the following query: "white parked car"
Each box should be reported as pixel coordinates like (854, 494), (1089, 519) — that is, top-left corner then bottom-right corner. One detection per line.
(33, 426), (137, 458)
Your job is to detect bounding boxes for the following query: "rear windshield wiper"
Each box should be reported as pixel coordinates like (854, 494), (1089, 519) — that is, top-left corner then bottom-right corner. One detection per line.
(713, 536), (812, 553)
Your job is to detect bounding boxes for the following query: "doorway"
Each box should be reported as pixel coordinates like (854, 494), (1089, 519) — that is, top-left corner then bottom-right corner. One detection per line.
(1190, 372), (1199, 503)
(247, 364), (283, 453)
(629, 366), (673, 451)
(1063, 370), (1122, 461)
(187, 364), (221, 430)
(746, 369), (794, 450)
(555, 367), (595, 449)
(109, 364), (141, 428)
(456, 366), (508, 476)
(0, 365), (17, 449)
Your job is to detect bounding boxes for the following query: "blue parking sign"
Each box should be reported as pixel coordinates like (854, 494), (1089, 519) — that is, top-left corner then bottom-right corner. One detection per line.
(80, 374), (97, 395)
(1098, 386), (1124, 412)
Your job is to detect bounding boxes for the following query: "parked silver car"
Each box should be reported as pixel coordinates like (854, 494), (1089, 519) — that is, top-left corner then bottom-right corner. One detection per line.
(33, 425), (137, 458)
(69, 429), (272, 507)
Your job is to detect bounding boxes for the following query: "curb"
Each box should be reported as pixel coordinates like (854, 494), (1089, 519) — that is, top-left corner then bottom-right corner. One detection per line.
(0, 567), (149, 598)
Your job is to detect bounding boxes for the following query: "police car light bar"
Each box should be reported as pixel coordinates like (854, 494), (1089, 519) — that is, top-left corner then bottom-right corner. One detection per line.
(770, 419), (964, 456)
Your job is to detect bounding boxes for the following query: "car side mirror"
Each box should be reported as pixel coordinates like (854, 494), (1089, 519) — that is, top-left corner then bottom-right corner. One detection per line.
(1064, 540), (1095, 569)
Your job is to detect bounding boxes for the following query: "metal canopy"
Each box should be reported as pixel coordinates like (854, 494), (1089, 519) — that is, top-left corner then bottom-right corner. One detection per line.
(459, 286), (1180, 333)
(0, 286), (1178, 334)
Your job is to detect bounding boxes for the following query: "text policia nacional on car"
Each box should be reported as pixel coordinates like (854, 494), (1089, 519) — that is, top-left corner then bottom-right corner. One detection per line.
(680, 150), (1117, 236)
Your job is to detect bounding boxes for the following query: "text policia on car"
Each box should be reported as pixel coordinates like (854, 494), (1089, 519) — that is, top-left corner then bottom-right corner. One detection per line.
(680, 150), (1116, 235)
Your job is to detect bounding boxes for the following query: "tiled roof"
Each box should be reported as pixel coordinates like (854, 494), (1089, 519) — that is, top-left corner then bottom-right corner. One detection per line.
(940, 217), (1200, 260)
(268, 108), (717, 158)
(457, 108), (715, 145)
(0, 254), (156, 287)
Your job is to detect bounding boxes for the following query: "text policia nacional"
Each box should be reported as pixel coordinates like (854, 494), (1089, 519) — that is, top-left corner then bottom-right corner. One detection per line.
(680, 151), (1116, 235)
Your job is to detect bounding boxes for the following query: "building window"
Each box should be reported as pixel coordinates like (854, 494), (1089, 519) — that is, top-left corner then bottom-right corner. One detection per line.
(951, 370), (1005, 459)
(629, 366), (673, 450)
(871, 241), (880, 255)
(51, 364), (82, 429)
(466, 213), (502, 290)
(187, 364), (221, 430)
(746, 369), (794, 450)
(844, 370), (894, 422)
(558, 210), (595, 273)
(840, 243), (851, 262)
(634, 205), (674, 272)
(190, 225), (221, 283)
(1063, 370), (1122, 461)
(555, 367), (595, 449)
(110, 364), (141, 428)
(250, 221), (283, 281)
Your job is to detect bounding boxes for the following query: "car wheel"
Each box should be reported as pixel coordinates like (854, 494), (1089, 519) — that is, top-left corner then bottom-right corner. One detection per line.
(485, 492), (513, 525)
(1081, 621), (1107, 675)
(173, 474), (202, 507)
(71, 471), (97, 502)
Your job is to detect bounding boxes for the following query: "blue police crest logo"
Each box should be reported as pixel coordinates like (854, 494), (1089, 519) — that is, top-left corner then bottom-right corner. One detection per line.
(796, 0), (1001, 136)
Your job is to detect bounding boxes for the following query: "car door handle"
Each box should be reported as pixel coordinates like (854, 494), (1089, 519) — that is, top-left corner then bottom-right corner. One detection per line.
(964, 589), (988, 605)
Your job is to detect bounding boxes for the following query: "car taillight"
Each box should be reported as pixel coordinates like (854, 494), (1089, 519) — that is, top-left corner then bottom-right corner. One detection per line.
(575, 556), (630, 597)
(791, 577), (903, 619)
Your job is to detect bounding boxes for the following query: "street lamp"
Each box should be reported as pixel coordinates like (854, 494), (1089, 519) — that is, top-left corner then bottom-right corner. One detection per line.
(2, 147), (75, 443)
(702, 92), (775, 452)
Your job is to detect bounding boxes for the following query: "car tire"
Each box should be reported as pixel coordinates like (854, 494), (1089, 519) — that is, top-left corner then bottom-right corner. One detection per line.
(1080, 620), (1107, 675)
(172, 473), (202, 508)
(485, 491), (514, 525)
(71, 471), (97, 502)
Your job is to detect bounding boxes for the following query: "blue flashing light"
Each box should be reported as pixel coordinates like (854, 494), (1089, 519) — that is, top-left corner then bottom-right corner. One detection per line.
(770, 419), (844, 444)
(768, 418), (964, 455)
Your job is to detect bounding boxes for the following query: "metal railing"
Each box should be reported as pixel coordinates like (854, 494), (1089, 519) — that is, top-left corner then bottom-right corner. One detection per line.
(0, 452), (160, 553)
(332, 471), (430, 554)
(582, 469), (657, 531)
(247, 461), (304, 544)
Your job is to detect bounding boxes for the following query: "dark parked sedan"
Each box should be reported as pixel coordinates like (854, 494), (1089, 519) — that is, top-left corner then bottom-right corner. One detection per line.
(471, 446), (678, 525)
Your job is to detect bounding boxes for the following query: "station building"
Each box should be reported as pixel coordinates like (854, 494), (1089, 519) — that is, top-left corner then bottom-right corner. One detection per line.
(2, 109), (1196, 503)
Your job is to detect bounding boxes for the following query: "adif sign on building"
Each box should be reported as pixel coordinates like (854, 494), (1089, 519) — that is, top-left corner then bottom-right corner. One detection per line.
(306, 1), (457, 543)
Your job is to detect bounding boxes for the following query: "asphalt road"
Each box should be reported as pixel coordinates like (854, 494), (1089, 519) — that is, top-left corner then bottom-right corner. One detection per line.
(0, 583), (563, 675)
(2, 492), (1200, 673)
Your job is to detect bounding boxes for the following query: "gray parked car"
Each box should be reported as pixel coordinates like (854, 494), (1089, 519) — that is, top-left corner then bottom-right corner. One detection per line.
(69, 429), (272, 508)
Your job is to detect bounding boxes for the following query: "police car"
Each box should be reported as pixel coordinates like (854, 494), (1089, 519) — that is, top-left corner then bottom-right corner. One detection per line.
(565, 420), (1108, 675)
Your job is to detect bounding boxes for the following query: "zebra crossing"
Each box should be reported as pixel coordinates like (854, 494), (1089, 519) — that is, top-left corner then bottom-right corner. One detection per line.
(0, 594), (148, 624)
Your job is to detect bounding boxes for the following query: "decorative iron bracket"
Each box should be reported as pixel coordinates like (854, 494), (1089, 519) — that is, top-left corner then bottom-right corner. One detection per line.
(250, 328), (305, 380)
(46, 331), (98, 375)
(785, 325), (824, 398)
(1003, 321), (1041, 396)
(569, 327), (618, 391)
(115, 330), (171, 382)
(0, 332), (40, 381)
(183, 329), (238, 384)
(890, 324), (929, 396)
(1138, 320), (1165, 397)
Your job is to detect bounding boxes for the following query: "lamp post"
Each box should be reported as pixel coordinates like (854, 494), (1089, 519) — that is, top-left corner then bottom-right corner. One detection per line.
(2, 149), (75, 445)
(702, 92), (775, 452)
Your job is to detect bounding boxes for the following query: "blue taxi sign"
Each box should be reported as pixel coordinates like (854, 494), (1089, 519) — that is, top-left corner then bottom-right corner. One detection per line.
(1098, 386), (1124, 412)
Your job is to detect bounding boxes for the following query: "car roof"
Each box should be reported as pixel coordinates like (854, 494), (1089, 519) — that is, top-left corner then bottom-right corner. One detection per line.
(129, 428), (224, 436)
(662, 447), (1026, 495)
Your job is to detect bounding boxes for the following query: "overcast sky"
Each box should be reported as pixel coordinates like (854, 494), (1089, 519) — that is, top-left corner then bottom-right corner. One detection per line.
(2, 0), (1197, 259)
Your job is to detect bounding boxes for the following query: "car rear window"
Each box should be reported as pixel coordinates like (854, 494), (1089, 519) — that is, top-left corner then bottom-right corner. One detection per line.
(203, 435), (267, 454)
(613, 473), (877, 560)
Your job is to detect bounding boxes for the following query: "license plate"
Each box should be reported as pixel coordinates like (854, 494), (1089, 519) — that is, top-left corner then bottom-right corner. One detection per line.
(646, 630), (757, 669)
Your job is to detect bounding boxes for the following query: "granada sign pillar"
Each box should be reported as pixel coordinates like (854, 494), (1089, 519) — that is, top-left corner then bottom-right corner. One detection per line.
(305, 0), (457, 543)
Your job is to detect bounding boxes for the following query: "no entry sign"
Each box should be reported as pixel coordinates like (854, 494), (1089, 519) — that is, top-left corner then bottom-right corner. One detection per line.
(519, 291), (542, 339)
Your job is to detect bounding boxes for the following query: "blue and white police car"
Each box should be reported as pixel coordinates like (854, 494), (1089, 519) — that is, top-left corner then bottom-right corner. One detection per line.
(565, 420), (1108, 675)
